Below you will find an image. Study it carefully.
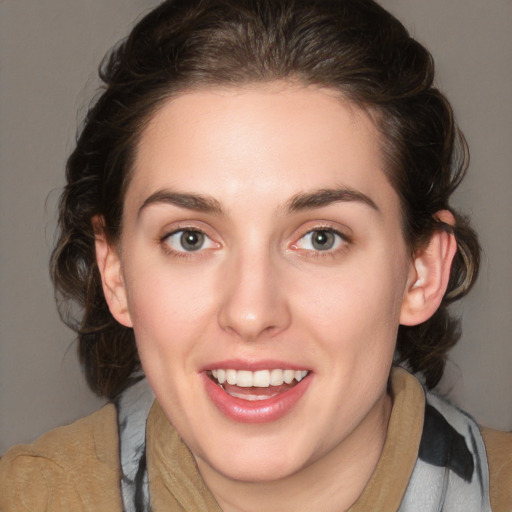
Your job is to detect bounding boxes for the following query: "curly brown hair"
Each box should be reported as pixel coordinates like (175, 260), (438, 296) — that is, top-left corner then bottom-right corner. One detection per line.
(50, 0), (479, 399)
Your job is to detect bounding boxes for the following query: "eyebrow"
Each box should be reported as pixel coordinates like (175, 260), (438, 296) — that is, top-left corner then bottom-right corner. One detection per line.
(285, 188), (380, 213)
(138, 186), (379, 218)
(138, 190), (224, 217)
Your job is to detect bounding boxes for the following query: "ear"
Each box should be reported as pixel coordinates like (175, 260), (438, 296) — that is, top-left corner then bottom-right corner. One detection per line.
(93, 216), (133, 328)
(400, 210), (457, 326)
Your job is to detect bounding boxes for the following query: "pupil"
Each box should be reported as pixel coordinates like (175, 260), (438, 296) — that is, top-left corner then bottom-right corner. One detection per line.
(181, 231), (204, 251)
(312, 230), (334, 250)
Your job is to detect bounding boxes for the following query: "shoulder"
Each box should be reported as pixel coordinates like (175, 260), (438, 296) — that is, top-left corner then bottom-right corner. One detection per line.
(0, 403), (123, 512)
(1, 403), (118, 467)
(423, 393), (512, 511)
(481, 426), (512, 510)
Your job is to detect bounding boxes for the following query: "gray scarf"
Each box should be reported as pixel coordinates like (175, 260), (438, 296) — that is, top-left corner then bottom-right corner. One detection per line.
(115, 377), (492, 512)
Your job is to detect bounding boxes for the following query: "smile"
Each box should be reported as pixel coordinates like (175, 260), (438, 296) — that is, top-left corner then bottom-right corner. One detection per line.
(210, 368), (309, 388)
(204, 366), (312, 423)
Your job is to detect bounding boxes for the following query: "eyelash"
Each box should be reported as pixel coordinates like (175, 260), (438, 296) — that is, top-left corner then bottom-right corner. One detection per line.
(160, 227), (218, 259)
(159, 225), (351, 260)
(291, 226), (350, 258)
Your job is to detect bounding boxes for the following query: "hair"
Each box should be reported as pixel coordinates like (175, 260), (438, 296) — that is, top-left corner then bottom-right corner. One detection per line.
(51, 0), (480, 399)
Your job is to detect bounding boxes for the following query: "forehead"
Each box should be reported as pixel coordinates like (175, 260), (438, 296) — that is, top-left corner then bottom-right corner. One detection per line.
(128, 84), (399, 219)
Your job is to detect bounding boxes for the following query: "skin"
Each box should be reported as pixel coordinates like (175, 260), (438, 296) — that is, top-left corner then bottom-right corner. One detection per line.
(97, 83), (456, 511)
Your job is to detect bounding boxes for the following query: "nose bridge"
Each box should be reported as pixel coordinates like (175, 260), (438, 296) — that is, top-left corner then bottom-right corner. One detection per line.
(218, 243), (290, 341)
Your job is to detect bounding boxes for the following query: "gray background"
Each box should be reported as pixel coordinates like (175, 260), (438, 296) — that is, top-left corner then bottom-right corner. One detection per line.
(1, 1), (511, 456)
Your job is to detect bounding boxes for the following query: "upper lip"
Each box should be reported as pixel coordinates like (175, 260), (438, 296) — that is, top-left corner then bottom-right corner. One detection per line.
(200, 359), (311, 372)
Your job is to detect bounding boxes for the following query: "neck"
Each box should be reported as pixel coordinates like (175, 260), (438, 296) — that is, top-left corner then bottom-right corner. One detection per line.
(196, 391), (392, 512)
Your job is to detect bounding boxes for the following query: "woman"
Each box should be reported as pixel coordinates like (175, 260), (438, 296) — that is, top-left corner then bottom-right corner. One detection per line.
(1, 0), (510, 510)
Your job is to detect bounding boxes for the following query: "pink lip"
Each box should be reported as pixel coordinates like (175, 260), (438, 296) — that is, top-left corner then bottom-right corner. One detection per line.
(200, 359), (310, 372)
(202, 369), (312, 424)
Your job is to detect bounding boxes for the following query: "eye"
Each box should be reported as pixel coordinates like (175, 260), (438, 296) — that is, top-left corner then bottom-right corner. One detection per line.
(295, 229), (345, 252)
(163, 229), (216, 252)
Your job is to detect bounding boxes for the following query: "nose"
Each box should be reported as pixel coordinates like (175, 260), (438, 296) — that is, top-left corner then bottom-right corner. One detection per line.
(217, 249), (291, 342)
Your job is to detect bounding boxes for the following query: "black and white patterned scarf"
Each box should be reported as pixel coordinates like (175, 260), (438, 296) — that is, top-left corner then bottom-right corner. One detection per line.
(115, 378), (492, 512)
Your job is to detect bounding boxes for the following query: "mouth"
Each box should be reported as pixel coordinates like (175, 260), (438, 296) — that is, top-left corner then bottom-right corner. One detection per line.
(207, 368), (309, 401)
(203, 366), (312, 423)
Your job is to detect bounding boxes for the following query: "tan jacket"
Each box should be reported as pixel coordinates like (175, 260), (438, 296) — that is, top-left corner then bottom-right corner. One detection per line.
(1, 370), (511, 511)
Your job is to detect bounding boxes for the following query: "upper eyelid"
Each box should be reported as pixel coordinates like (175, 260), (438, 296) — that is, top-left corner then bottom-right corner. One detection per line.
(302, 226), (345, 238)
(163, 227), (208, 239)
(161, 227), (219, 255)
(293, 222), (352, 241)
(297, 228), (347, 245)
(157, 221), (351, 245)
(160, 222), (216, 240)
(163, 226), (204, 236)
(289, 226), (350, 254)
(159, 225), (219, 252)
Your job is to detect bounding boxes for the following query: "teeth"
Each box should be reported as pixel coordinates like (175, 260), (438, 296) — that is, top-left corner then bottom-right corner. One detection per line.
(210, 368), (308, 387)
(283, 369), (295, 384)
(237, 370), (253, 387)
(227, 390), (275, 401)
(270, 369), (284, 385)
(252, 370), (269, 387)
(226, 369), (237, 385)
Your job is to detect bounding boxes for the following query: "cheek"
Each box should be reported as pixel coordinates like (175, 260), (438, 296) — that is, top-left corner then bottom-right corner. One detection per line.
(298, 260), (406, 322)
(291, 248), (409, 355)
(124, 268), (214, 398)
(123, 261), (217, 350)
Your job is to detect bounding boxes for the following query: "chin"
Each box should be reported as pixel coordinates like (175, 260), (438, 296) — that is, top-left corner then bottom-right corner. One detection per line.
(193, 429), (319, 484)
(209, 452), (307, 483)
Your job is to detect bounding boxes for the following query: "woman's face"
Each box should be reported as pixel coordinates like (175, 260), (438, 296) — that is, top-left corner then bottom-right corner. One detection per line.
(115, 84), (415, 482)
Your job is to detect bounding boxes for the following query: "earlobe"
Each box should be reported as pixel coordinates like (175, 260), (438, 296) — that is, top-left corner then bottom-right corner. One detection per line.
(93, 216), (133, 328)
(400, 211), (458, 326)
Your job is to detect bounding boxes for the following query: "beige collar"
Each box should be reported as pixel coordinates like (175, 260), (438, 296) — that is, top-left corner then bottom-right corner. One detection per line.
(146, 367), (425, 511)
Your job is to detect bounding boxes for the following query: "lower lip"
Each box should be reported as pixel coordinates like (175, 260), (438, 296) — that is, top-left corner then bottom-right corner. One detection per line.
(203, 373), (312, 423)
